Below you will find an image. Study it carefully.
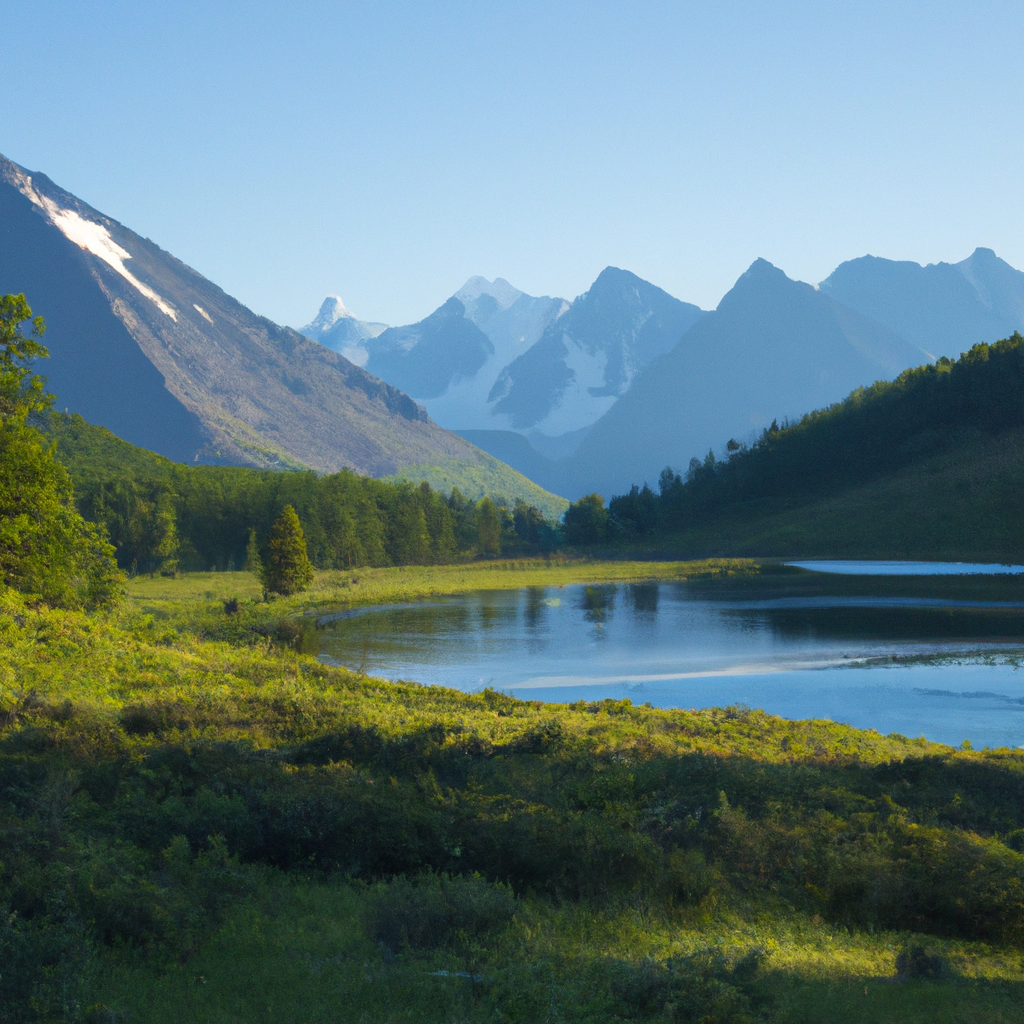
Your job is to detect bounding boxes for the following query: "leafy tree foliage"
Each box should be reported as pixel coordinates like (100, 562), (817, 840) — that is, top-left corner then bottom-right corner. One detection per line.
(0, 295), (121, 607)
(475, 496), (502, 557)
(563, 493), (608, 545)
(260, 504), (315, 596)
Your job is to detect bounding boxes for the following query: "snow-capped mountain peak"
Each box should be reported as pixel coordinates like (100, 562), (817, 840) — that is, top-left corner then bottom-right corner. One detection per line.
(456, 276), (523, 311)
(305, 295), (353, 334)
(299, 296), (389, 365)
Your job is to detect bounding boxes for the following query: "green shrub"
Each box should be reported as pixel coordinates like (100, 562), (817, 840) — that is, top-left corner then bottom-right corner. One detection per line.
(606, 947), (767, 1023)
(361, 872), (517, 955)
(895, 944), (950, 980)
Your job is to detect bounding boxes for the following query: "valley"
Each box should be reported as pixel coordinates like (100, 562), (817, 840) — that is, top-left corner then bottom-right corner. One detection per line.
(3, 151), (1024, 1023)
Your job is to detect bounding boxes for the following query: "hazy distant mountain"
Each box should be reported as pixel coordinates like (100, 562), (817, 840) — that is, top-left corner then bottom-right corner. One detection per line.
(0, 153), (565, 511)
(299, 296), (388, 363)
(360, 297), (495, 400)
(307, 269), (704, 456)
(552, 259), (928, 499)
(488, 267), (706, 436)
(301, 277), (570, 431)
(424, 278), (570, 430)
(819, 248), (1024, 358)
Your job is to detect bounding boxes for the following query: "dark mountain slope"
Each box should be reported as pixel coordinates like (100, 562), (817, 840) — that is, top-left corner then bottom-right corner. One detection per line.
(558, 259), (927, 499)
(820, 248), (1024, 358)
(0, 168), (209, 462)
(0, 154), (543, 497)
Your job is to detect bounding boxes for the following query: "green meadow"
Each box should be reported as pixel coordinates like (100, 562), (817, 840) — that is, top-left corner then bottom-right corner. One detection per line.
(3, 562), (1024, 1022)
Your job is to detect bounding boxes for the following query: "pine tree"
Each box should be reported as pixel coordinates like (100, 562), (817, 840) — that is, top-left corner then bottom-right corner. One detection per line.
(0, 295), (123, 607)
(260, 505), (314, 596)
(151, 492), (179, 577)
(244, 527), (263, 576)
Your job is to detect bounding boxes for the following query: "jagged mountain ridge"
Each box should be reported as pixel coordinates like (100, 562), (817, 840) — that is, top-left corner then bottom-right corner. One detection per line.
(301, 276), (569, 434)
(0, 153), (564, 511)
(545, 259), (929, 499)
(820, 248), (1024, 358)
(488, 267), (706, 435)
(362, 297), (497, 401)
(300, 268), (704, 445)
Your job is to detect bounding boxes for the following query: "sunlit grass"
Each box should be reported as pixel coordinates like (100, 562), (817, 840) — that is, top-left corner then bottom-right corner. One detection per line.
(125, 556), (762, 611)
(93, 880), (1024, 1024)
(6, 561), (1024, 1022)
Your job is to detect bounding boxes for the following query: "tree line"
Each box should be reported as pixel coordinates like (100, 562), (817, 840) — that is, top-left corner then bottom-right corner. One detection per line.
(0, 294), (565, 606)
(48, 412), (561, 576)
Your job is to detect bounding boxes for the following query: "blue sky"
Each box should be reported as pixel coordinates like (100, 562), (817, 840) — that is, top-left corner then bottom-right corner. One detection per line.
(3, 1), (1023, 327)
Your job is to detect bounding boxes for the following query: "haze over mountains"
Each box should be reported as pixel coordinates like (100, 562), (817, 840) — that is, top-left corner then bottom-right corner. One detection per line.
(820, 247), (1024, 358)
(0, 153), (564, 514)
(302, 268), (704, 449)
(301, 248), (1024, 501)
(558, 259), (927, 498)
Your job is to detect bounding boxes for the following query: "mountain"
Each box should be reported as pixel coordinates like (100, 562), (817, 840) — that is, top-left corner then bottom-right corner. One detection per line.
(362, 296), (497, 401)
(302, 277), (569, 433)
(554, 259), (928, 500)
(819, 248), (1024, 358)
(0, 153), (564, 511)
(430, 277), (570, 431)
(487, 267), (706, 436)
(298, 295), (388, 363)
(304, 269), (703, 455)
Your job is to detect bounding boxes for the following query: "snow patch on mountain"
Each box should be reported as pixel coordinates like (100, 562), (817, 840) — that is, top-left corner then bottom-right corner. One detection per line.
(531, 340), (617, 436)
(12, 171), (178, 321)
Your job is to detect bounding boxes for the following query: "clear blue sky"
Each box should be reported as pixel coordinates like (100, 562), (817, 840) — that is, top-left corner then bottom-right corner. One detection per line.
(3, 1), (1023, 328)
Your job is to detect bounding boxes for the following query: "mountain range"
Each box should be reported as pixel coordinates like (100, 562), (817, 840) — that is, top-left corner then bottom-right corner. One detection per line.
(557, 259), (928, 498)
(819, 247), (1024, 358)
(303, 249), (1024, 501)
(302, 269), (701, 445)
(0, 153), (566, 516)
(7, 148), (1023, 514)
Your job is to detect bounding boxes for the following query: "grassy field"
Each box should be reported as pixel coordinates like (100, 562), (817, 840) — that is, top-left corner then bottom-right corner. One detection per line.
(125, 557), (762, 606)
(4, 563), (1024, 1022)
(91, 881), (1024, 1023)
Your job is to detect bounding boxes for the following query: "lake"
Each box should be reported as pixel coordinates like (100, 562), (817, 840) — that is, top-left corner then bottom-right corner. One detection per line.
(315, 564), (1024, 749)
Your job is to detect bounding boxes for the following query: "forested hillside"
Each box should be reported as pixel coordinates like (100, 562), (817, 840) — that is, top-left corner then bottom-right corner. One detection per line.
(606, 332), (1024, 560)
(42, 413), (559, 574)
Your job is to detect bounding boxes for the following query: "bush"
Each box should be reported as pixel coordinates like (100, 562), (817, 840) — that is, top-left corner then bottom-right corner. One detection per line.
(895, 943), (949, 980)
(361, 872), (517, 954)
(606, 947), (767, 1023)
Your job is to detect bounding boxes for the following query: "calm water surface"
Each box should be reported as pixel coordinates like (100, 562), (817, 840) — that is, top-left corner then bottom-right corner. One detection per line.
(316, 566), (1024, 749)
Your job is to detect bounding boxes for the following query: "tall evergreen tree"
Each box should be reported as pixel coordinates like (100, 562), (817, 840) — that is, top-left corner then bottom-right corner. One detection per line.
(0, 295), (122, 607)
(260, 504), (315, 596)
